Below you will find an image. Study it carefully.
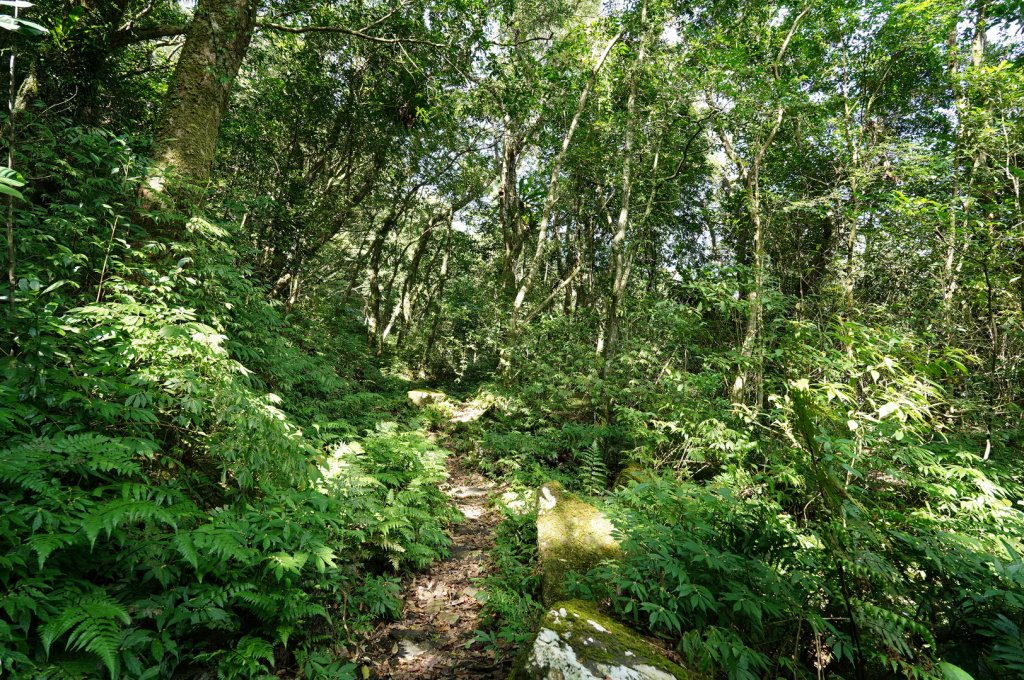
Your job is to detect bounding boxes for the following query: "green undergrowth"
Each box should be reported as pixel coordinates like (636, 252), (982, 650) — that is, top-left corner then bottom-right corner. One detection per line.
(444, 288), (1024, 679)
(472, 507), (543, 658)
(567, 464), (1024, 679)
(0, 124), (458, 679)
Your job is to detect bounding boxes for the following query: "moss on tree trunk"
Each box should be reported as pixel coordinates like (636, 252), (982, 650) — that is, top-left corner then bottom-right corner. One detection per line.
(147, 0), (256, 201)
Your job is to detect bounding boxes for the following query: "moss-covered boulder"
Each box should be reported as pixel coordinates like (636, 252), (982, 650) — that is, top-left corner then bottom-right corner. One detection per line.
(536, 482), (621, 605)
(509, 600), (695, 679)
(407, 389), (450, 408)
(450, 391), (495, 423)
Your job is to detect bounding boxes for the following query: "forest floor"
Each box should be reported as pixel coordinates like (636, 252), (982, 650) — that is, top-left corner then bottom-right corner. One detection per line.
(362, 441), (514, 679)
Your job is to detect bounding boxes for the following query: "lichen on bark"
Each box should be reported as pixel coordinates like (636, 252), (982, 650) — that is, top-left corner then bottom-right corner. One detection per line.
(146, 0), (257, 203)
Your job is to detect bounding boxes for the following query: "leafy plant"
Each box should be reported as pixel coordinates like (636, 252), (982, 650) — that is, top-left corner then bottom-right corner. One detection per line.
(473, 507), (543, 657)
(0, 122), (459, 678)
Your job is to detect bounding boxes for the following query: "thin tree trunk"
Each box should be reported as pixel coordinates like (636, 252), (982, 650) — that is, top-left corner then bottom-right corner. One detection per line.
(366, 216), (398, 354)
(719, 118), (777, 402)
(499, 117), (524, 293)
(841, 67), (862, 310)
(510, 28), (623, 324)
(421, 225), (453, 369)
(725, 6), (808, 401)
(341, 229), (374, 305)
(386, 211), (446, 345)
(598, 2), (645, 360)
(943, 1), (988, 319)
(6, 3), (17, 331)
(731, 172), (765, 399)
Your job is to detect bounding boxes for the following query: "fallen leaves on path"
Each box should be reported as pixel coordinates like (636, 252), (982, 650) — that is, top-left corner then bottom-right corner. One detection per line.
(361, 462), (513, 679)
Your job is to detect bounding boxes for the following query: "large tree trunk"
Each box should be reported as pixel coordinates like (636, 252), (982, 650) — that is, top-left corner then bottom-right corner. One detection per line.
(146, 0), (257, 198)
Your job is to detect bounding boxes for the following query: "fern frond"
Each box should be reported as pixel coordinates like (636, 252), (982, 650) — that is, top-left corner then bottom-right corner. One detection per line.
(27, 533), (76, 569)
(41, 592), (130, 679)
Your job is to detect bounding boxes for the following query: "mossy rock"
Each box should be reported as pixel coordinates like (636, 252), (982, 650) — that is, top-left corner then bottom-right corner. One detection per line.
(509, 600), (696, 679)
(450, 392), (495, 424)
(536, 482), (621, 605)
(407, 389), (451, 409)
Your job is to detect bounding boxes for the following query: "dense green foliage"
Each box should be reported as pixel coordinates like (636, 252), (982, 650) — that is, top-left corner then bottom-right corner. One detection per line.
(0, 123), (458, 677)
(2, 0), (1023, 677)
(472, 282), (1024, 678)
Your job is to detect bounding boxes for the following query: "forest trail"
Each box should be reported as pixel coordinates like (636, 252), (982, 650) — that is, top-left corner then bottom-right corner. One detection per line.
(363, 454), (512, 679)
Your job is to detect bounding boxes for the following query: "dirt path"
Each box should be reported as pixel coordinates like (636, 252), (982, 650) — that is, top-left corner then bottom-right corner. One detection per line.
(364, 460), (512, 679)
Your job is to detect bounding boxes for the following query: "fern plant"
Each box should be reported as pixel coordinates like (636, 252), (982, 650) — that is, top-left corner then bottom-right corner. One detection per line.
(0, 122), (460, 678)
(40, 591), (131, 679)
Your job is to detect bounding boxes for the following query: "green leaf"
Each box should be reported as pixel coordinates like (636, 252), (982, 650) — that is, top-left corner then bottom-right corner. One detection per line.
(0, 182), (24, 199)
(173, 532), (199, 570)
(0, 14), (46, 34)
(938, 662), (974, 680)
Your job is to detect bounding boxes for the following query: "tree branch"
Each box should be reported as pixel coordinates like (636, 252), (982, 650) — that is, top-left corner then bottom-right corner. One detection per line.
(258, 21), (445, 47)
(110, 23), (188, 47)
(521, 262), (583, 326)
(488, 33), (555, 48)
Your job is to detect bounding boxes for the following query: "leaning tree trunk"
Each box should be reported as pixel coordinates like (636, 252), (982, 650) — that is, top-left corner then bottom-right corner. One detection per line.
(390, 211), (448, 346)
(510, 27), (623, 325)
(146, 0), (257, 200)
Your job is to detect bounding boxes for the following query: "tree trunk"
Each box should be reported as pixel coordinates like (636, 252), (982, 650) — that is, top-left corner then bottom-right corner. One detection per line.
(943, 1), (988, 320)
(731, 172), (765, 400)
(841, 83), (862, 310)
(724, 7), (807, 402)
(598, 3), (644, 360)
(366, 216), (398, 354)
(387, 212), (446, 346)
(510, 28), (623, 325)
(499, 118), (525, 293)
(421, 226), (453, 369)
(146, 0), (257, 199)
